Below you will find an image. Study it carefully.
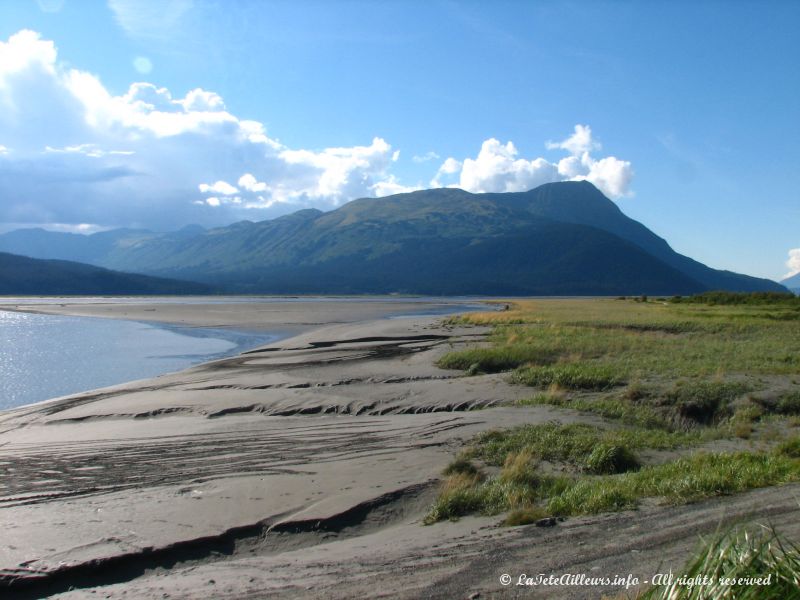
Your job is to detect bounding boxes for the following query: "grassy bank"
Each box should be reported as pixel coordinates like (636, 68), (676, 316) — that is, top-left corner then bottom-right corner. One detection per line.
(428, 295), (800, 526)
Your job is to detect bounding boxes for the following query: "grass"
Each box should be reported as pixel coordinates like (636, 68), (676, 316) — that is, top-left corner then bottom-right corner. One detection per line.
(512, 362), (623, 390)
(468, 422), (698, 469)
(546, 451), (800, 516)
(668, 381), (751, 424)
(439, 298), (800, 378)
(427, 296), (800, 526)
(640, 525), (800, 599)
(425, 447), (800, 524)
(669, 291), (800, 306)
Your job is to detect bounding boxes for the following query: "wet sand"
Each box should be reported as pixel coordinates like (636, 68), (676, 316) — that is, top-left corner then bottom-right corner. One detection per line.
(1, 299), (798, 599)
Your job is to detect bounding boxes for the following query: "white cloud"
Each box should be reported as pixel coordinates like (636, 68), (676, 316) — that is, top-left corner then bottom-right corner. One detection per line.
(434, 125), (633, 199)
(237, 173), (267, 192)
(0, 30), (638, 232)
(546, 124), (599, 156)
(458, 139), (559, 193)
(198, 180), (238, 196)
(0, 29), (412, 228)
(371, 175), (420, 198)
(412, 151), (440, 163)
(785, 248), (800, 279)
(430, 157), (462, 187)
(45, 143), (134, 158)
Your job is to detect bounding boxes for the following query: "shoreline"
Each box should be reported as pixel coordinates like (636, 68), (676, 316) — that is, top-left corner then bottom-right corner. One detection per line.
(0, 297), (487, 413)
(1, 299), (797, 599)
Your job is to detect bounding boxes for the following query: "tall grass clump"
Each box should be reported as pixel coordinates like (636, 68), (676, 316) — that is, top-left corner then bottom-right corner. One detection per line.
(423, 451), (562, 524)
(513, 362), (623, 391)
(640, 526), (800, 599)
(546, 451), (800, 517)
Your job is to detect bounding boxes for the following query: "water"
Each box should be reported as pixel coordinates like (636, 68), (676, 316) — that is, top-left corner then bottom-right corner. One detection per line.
(0, 311), (278, 410)
(0, 298), (488, 410)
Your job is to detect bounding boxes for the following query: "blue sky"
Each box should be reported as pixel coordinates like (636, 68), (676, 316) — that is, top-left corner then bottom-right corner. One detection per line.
(0, 0), (798, 281)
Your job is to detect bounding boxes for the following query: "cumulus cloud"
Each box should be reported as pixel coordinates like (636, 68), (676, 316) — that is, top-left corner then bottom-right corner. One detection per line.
(546, 124), (599, 155)
(433, 124), (633, 199)
(0, 30), (638, 232)
(237, 173), (267, 192)
(198, 180), (238, 196)
(785, 248), (800, 279)
(0, 29), (411, 229)
(430, 157), (462, 187)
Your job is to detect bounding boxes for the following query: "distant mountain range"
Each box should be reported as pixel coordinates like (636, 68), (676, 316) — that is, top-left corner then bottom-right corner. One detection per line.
(782, 272), (800, 294)
(0, 181), (787, 295)
(0, 252), (210, 295)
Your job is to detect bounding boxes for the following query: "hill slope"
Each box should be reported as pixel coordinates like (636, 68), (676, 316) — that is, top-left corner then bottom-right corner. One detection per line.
(0, 252), (211, 295)
(0, 182), (786, 295)
(782, 272), (800, 294)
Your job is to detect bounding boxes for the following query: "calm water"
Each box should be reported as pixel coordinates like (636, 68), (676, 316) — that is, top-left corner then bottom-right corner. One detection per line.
(0, 311), (279, 410)
(0, 298), (487, 410)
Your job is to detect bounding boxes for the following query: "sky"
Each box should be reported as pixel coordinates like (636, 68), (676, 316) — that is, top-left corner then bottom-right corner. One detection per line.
(0, 0), (798, 281)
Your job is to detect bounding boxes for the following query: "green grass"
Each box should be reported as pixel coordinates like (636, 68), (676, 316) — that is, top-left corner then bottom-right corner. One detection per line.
(442, 299), (800, 378)
(519, 393), (679, 431)
(640, 525), (800, 599)
(425, 449), (800, 524)
(428, 298), (800, 527)
(546, 451), (800, 517)
(470, 422), (701, 469)
(670, 291), (800, 306)
(512, 362), (623, 390)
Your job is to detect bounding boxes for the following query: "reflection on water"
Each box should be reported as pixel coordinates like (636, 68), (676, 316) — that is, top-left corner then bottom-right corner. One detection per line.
(0, 298), (489, 411)
(0, 311), (277, 410)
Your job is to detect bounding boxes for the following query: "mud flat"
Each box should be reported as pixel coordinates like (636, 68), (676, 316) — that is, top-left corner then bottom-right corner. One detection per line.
(1, 300), (798, 599)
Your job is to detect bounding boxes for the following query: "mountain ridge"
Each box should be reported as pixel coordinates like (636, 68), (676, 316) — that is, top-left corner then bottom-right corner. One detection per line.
(0, 182), (786, 295)
(0, 252), (211, 295)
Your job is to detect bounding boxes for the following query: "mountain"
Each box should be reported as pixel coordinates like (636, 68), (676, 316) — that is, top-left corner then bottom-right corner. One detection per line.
(0, 182), (787, 295)
(0, 252), (211, 295)
(782, 272), (800, 294)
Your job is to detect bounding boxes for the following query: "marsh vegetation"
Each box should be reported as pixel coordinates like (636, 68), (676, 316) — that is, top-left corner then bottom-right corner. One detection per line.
(428, 296), (800, 526)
